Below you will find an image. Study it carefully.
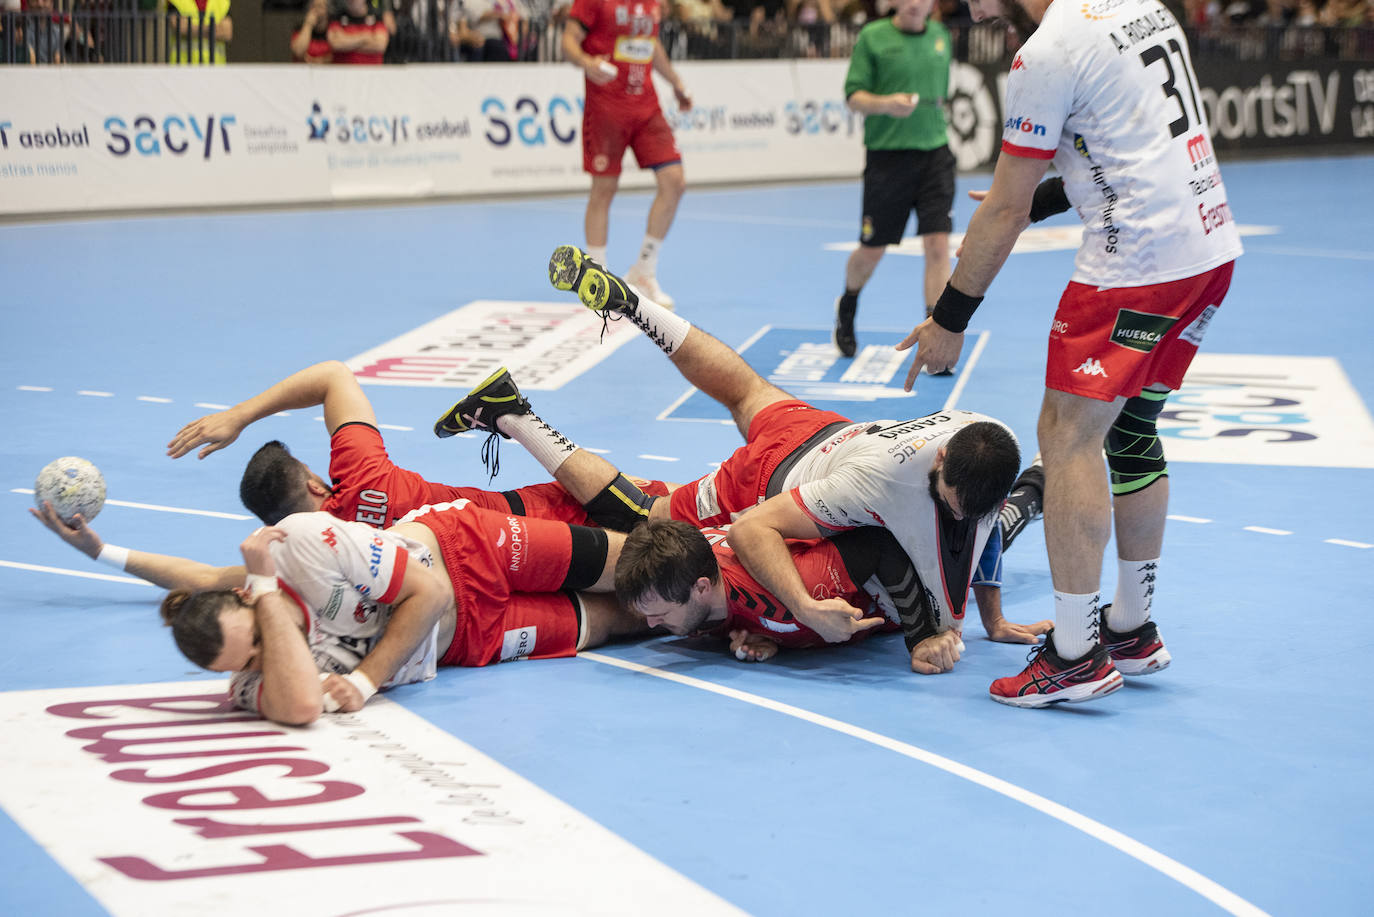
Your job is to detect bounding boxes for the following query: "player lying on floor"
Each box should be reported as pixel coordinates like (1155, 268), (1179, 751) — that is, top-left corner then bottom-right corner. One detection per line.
(160, 500), (645, 726)
(164, 357), (676, 530)
(617, 519), (971, 673)
(430, 246), (1050, 669)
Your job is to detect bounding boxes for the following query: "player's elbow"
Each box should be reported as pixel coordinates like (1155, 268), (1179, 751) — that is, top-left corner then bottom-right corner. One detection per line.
(271, 697), (323, 727)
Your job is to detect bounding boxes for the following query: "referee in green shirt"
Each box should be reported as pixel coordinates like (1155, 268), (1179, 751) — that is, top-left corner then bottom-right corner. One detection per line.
(833, 0), (954, 366)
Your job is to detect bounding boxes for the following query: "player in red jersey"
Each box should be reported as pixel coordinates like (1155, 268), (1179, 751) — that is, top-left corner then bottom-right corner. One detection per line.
(159, 502), (647, 725)
(560, 0), (692, 307)
(163, 360), (672, 529)
(615, 519), (965, 673)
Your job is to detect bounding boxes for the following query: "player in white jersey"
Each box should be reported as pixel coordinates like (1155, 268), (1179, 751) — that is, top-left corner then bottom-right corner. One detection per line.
(899, 0), (1242, 706)
(431, 245), (1054, 675)
(158, 502), (644, 725)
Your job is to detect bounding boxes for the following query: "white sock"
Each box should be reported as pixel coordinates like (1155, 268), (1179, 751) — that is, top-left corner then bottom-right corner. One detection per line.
(633, 234), (663, 276)
(1052, 590), (1101, 660)
(627, 298), (692, 356)
(588, 244), (608, 266)
(496, 412), (578, 475)
(1109, 557), (1159, 632)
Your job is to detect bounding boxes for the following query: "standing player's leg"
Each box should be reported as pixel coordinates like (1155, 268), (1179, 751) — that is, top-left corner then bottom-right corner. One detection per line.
(623, 107), (686, 308)
(585, 175), (618, 266)
(834, 244), (886, 358)
(915, 146), (957, 375)
(549, 244), (790, 439)
(1100, 387), (1173, 674)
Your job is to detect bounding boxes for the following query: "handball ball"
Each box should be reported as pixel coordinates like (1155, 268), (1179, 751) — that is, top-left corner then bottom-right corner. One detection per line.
(35, 457), (107, 525)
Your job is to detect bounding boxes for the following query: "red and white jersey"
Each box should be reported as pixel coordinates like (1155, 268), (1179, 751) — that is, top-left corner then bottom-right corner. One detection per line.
(1001, 0), (1242, 288)
(781, 411), (1009, 632)
(570, 0), (663, 108)
(229, 511), (440, 713)
(704, 529), (885, 649)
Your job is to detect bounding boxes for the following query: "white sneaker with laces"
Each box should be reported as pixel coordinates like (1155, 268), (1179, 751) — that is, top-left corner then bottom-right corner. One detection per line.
(623, 268), (675, 310)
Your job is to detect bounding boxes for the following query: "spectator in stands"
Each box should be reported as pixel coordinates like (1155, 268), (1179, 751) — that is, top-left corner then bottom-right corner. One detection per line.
(448, 0), (485, 58)
(290, 0), (333, 62)
(461, 0), (531, 60)
(22, 0), (64, 63)
(329, 0), (390, 63)
(168, 0), (232, 64)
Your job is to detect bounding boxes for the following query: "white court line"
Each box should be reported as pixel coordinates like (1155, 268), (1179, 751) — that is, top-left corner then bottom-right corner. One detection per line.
(582, 651), (1271, 917)
(941, 329), (990, 411)
(378, 423), (413, 432)
(137, 395), (172, 403)
(195, 402), (231, 409)
(1325, 538), (1372, 549)
(1243, 526), (1292, 536)
(0, 560), (152, 586)
(1168, 515), (1213, 524)
(77, 390), (113, 397)
(18, 385), (52, 392)
(11, 489), (252, 521)
(637, 454), (680, 463)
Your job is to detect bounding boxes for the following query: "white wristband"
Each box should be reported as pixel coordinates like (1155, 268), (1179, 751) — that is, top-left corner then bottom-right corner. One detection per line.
(97, 544), (130, 571)
(244, 573), (278, 598)
(344, 670), (377, 703)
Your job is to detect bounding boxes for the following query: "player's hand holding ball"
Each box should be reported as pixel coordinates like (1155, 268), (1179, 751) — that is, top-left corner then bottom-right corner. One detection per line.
(34, 457), (106, 526)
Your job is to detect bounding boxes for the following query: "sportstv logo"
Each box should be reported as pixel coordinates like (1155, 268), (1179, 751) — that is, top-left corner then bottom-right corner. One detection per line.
(1073, 357), (1110, 377)
(307, 101), (412, 145)
(104, 114), (236, 159)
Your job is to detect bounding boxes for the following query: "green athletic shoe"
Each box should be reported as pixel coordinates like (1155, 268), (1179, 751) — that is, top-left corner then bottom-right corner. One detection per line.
(433, 367), (530, 439)
(548, 244), (640, 314)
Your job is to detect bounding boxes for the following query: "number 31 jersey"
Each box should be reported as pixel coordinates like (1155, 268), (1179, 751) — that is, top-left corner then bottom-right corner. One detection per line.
(1000, 0), (1242, 289)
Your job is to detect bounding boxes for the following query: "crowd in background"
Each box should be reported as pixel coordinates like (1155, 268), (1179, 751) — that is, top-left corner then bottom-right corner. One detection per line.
(0, 0), (1371, 64)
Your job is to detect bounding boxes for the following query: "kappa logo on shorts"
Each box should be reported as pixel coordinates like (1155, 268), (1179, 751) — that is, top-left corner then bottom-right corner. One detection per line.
(1073, 357), (1110, 377)
(1110, 309), (1179, 353)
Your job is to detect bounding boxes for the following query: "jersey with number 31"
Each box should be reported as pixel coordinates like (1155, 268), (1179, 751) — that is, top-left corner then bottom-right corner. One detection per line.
(1000, 0), (1242, 288)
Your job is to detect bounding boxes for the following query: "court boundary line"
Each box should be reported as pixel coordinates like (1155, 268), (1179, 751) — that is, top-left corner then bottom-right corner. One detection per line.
(581, 651), (1271, 917)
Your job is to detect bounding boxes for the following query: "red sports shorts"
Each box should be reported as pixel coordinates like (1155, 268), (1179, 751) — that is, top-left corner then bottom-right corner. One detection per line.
(668, 400), (852, 527)
(582, 97), (681, 176)
(406, 502), (583, 667)
(1046, 261), (1235, 401)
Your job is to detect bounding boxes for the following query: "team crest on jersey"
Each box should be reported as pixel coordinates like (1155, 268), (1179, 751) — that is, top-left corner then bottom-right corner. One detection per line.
(1110, 309), (1178, 353)
(1074, 133), (1091, 158)
(860, 215), (875, 242)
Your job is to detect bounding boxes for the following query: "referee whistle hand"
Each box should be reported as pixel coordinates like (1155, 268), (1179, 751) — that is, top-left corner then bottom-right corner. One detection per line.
(884, 93), (918, 118)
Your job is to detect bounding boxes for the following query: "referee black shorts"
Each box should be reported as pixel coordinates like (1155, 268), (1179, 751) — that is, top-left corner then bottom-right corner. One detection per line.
(859, 145), (956, 247)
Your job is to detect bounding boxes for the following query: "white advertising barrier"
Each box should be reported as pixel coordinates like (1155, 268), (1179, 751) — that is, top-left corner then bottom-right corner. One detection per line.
(0, 61), (862, 216)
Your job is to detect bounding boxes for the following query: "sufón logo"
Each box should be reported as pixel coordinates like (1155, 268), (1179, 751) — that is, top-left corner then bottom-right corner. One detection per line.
(1004, 116), (1047, 136)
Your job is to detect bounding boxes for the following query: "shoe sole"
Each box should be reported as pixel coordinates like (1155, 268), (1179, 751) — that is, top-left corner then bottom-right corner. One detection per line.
(989, 669), (1124, 708)
(1112, 647), (1172, 676)
(433, 367), (513, 439)
(550, 244), (618, 312)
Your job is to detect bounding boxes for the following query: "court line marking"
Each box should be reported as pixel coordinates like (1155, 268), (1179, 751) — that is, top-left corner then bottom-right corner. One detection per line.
(582, 651), (1270, 917)
(1243, 526), (1292, 536)
(0, 560), (152, 586)
(1326, 538), (1372, 549)
(11, 489), (253, 520)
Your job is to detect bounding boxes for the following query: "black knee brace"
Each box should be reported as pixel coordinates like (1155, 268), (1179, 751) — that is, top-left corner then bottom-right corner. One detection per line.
(1105, 390), (1169, 495)
(582, 474), (659, 531)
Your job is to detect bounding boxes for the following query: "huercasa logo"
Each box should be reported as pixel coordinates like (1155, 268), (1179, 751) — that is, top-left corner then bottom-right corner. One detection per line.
(1110, 308), (1178, 353)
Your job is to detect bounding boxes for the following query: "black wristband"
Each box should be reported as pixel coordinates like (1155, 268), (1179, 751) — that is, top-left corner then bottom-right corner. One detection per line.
(1028, 176), (1071, 223)
(930, 284), (983, 333)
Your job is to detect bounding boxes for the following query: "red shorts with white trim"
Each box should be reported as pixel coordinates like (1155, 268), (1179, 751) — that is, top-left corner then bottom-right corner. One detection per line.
(405, 502), (582, 667)
(582, 98), (681, 176)
(668, 401), (852, 527)
(1046, 262), (1235, 401)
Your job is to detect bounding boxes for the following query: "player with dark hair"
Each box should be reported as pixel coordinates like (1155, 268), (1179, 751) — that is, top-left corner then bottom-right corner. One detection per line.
(615, 519), (967, 672)
(164, 359), (673, 529)
(899, 0), (1242, 705)
(432, 246), (1051, 672)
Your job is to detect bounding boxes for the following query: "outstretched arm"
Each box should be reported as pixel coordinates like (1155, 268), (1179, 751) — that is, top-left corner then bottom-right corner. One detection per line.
(30, 501), (245, 591)
(727, 495), (883, 644)
(240, 528), (323, 725)
(168, 360), (377, 459)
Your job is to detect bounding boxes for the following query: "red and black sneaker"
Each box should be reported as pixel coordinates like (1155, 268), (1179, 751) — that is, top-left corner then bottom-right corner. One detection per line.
(1100, 604), (1172, 675)
(989, 631), (1124, 708)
